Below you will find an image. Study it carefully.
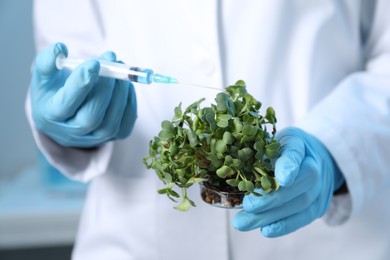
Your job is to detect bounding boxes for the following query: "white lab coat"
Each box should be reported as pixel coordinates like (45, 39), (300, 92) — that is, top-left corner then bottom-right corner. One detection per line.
(27, 0), (390, 259)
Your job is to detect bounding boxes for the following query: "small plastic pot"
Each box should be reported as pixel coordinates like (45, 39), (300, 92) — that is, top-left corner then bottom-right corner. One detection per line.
(199, 182), (245, 209)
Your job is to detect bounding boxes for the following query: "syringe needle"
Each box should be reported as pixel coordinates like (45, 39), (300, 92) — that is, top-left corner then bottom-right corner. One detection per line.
(178, 82), (223, 91)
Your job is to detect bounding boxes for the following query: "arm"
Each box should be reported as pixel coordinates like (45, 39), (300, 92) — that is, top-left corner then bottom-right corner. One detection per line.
(27, 1), (137, 181)
(233, 0), (390, 236)
(298, 0), (390, 220)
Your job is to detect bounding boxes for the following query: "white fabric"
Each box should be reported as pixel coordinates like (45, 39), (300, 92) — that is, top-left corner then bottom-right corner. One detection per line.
(27, 0), (390, 259)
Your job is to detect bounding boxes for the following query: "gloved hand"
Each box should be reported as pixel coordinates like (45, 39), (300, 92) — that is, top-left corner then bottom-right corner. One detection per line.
(233, 127), (345, 237)
(30, 43), (137, 148)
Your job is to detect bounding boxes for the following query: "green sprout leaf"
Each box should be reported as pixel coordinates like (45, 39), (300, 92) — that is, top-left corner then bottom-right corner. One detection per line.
(224, 155), (233, 165)
(216, 114), (232, 128)
(216, 165), (234, 178)
(172, 103), (183, 123)
(161, 120), (174, 131)
(265, 107), (277, 124)
(265, 142), (281, 159)
(215, 139), (228, 154)
(226, 179), (240, 187)
(242, 125), (258, 137)
(238, 147), (254, 162)
(174, 197), (192, 211)
(187, 177), (208, 185)
(187, 130), (199, 147)
(158, 129), (175, 140)
(238, 180), (247, 191)
(261, 176), (272, 191)
(245, 180), (255, 193)
(185, 98), (205, 114)
(232, 118), (243, 133)
(232, 158), (242, 168)
(222, 131), (233, 144)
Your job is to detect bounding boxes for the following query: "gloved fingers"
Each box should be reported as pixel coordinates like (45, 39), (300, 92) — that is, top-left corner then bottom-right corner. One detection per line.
(46, 131), (102, 148)
(52, 52), (129, 145)
(244, 156), (318, 214)
(274, 127), (306, 186)
(233, 157), (320, 231)
(55, 80), (127, 146)
(90, 79), (129, 142)
(98, 51), (117, 61)
(41, 126), (89, 147)
(40, 118), (113, 148)
(45, 60), (100, 121)
(233, 183), (319, 231)
(31, 46), (133, 148)
(59, 52), (118, 135)
(103, 57), (138, 139)
(115, 82), (137, 139)
(260, 204), (318, 238)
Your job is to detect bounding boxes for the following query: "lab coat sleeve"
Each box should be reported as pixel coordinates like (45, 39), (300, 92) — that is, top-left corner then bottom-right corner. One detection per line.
(26, 0), (113, 182)
(296, 0), (390, 225)
(26, 91), (113, 182)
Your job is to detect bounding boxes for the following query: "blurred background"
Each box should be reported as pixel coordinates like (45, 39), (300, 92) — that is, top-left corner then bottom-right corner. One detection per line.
(0, 1), (86, 259)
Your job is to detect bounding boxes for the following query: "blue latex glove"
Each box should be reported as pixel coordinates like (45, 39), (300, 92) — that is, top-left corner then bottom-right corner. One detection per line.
(233, 127), (345, 237)
(30, 43), (137, 148)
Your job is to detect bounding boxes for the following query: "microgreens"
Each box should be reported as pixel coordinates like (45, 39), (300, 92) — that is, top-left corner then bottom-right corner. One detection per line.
(143, 80), (280, 211)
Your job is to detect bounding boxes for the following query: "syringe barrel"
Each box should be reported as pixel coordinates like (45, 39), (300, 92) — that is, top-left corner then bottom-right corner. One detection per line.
(56, 54), (154, 84)
(99, 62), (153, 84)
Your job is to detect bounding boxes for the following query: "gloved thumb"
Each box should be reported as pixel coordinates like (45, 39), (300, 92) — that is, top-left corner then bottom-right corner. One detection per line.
(274, 128), (305, 186)
(33, 42), (68, 76)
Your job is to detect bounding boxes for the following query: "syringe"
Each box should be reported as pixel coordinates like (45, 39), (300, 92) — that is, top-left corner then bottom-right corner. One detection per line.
(55, 54), (178, 85)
